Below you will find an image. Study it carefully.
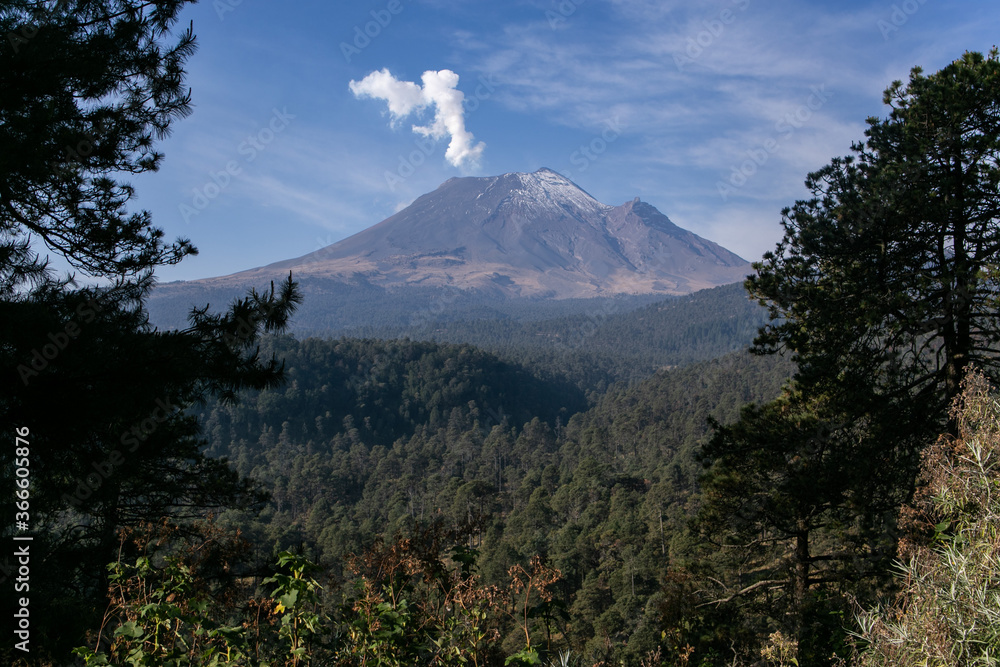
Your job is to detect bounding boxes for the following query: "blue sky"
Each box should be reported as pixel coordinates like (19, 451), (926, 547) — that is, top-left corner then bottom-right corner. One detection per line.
(123, 0), (1000, 283)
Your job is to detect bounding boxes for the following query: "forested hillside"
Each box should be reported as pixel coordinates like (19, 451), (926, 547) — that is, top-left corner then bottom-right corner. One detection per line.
(194, 337), (794, 660)
(350, 282), (769, 387)
(147, 277), (665, 333)
(152, 282), (767, 389)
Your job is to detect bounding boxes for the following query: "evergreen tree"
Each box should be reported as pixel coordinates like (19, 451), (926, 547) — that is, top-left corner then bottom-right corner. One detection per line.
(0, 1), (301, 660)
(697, 392), (896, 663)
(1, 0), (199, 279)
(698, 50), (1000, 662)
(750, 49), (1000, 439)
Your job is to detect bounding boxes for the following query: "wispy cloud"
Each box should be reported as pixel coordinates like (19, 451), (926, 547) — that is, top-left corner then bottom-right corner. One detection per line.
(456, 2), (939, 202)
(350, 68), (486, 169)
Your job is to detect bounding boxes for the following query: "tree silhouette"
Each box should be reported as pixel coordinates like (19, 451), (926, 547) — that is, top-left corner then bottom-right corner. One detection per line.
(0, 2), (301, 661)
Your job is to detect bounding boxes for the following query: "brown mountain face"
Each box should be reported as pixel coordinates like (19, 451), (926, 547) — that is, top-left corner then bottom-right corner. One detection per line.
(205, 168), (749, 298)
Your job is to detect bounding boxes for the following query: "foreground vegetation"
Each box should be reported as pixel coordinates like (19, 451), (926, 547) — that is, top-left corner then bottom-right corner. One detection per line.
(69, 371), (1000, 665)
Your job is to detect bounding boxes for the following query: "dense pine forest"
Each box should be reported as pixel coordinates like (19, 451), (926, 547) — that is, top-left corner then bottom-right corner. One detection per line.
(4, 2), (1000, 666)
(195, 338), (794, 661)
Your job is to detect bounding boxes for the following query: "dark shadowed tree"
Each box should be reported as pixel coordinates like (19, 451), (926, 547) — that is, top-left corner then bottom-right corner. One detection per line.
(698, 50), (1000, 664)
(750, 49), (1000, 439)
(697, 391), (901, 663)
(1, 0), (199, 280)
(0, 1), (302, 661)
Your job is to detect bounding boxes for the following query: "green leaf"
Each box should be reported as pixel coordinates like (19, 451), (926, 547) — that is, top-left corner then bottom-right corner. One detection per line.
(114, 621), (145, 639)
(278, 588), (299, 610)
(505, 648), (542, 666)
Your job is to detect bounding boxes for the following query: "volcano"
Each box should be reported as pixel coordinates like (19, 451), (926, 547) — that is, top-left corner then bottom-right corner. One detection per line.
(228, 167), (749, 298)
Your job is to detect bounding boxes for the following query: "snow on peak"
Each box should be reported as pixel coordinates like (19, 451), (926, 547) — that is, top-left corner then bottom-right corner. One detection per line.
(499, 168), (610, 218)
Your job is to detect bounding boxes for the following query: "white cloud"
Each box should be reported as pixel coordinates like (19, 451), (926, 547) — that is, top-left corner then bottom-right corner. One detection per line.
(349, 68), (486, 169)
(348, 68), (424, 120)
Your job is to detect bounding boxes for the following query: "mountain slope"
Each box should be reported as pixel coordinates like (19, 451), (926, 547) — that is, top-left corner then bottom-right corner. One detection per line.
(221, 168), (750, 299)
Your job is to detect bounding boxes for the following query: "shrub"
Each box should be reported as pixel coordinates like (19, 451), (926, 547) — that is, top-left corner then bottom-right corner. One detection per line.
(854, 369), (1000, 665)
